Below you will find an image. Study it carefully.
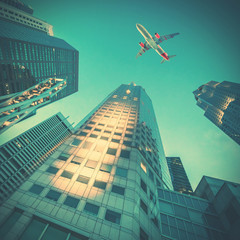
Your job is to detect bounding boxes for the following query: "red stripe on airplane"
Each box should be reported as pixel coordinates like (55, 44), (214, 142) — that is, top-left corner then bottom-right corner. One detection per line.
(161, 53), (169, 60)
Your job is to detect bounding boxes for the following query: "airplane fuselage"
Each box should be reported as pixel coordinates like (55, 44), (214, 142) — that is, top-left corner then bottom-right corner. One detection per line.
(136, 24), (169, 60)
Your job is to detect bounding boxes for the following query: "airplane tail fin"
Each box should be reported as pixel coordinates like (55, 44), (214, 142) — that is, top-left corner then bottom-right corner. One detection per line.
(161, 55), (176, 64)
(168, 55), (176, 59)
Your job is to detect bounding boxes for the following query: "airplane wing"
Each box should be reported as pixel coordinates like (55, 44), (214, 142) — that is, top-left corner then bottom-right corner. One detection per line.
(153, 33), (180, 44)
(136, 41), (151, 59)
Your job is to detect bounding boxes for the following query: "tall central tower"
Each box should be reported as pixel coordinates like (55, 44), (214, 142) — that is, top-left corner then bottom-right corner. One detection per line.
(0, 83), (172, 240)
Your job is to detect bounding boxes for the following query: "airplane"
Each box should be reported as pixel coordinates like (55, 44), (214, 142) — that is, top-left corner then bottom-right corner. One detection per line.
(136, 23), (180, 63)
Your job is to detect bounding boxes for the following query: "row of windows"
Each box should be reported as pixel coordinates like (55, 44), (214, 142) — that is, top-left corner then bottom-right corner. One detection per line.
(161, 213), (225, 240)
(47, 162), (128, 180)
(157, 188), (215, 213)
(0, 208), (88, 240)
(0, 118), (71, 202)
(112, 94), (138, 101)
(159, 199), (222, 230)
(29, 184), (122, 225)
(0, 10), (48, 32)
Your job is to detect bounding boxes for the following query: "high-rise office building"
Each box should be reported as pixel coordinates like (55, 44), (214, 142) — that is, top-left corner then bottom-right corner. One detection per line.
(195, 176), (240, 240)
(0, 83), (233, 240)
(0, 112), (73, 204)
(0, 0), (33, 15)
(0, 0), (79, 102)
(193, 81), (240, 145)
(166, 157), (193, 195)
(0, 0), (52, 36)
(0, 83), (173, 240)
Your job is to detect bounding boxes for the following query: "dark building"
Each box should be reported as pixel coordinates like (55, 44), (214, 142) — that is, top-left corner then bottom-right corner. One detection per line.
(166, 157), (193, 195)
(0, 0), (33, 14)
(0, 0), (79, 102)
(0, 112), (73, 204)
(193, 81), (240, 145)
(195, 176), (240, 240)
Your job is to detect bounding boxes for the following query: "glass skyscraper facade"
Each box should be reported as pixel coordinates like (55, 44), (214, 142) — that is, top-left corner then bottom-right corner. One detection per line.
(0, 83), (173, 240)
(193, 81), (240, 145)
(0, 0), (78, 101)
(0, 0), (33, 15)
(166, 157), (193, 195)
(0, 112), (73, 204)
(195, 176), (240, 240)
(0, 83), (237, 240)
(157, 186), (225, 240)
(0, 19), (79, 99)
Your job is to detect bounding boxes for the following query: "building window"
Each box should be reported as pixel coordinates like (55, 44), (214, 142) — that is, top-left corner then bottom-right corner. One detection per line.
(93, 180), (107, 190)
(140, 199), (148, 214)
(106, 148), (117, 155)
(112, 138), (120, 143)
(111, 185), (125, 195)
(116, 167), (128, 178)
(77, 175), (90, 184)
(19, 217), (88, 240)
(61, 170), (74, 179)
(123, 140), (132, 146)
(64, 196), (80, 208)
(100, 164), (112, 173)
(90, 134), (98, 138)
(58, 153), (71, 161)
(71, 139), (81, 146)
(71, 156), (83, 165)
(46, 190), (61, 201)
(125, 134), (133, 138)
(141, 179), (147, 193)
(173, 204), (190, 220)
(46, 166), (59, 174)
(149, 169), (154, 181)
(84, 203), (99, 215)
(85, 160), (98, 169)
(79, 132), (87, 136)
(29, 184), (44, 195)
(159, 200), (174, 214)
(120, 150), (130, 158)
(0, 208), (23, 238)
(140, 160), (147, 173)
(114, 132), (122, 136)
(105, 210), (121, 224)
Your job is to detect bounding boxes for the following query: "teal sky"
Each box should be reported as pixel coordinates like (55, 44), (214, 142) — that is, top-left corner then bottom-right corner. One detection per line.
(1, 0), (240, 189)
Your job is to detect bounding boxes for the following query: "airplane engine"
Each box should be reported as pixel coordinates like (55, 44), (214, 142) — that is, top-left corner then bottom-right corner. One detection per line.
(155, 33), (160, 39)
(139, 42), (145, 48)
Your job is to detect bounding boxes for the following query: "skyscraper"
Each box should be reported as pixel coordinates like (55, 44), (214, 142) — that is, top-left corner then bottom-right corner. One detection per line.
(193, 81), (240, 145)
(0, 112), (73, 204)
(0, 83), (173, 240)
(195, 176), (240, 240)
(0, 0), (79, 102)
(166, 157), (193, 195)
